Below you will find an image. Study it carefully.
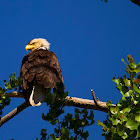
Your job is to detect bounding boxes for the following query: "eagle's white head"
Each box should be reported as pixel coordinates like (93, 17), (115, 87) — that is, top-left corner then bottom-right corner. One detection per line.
(26, 38), (50, 51)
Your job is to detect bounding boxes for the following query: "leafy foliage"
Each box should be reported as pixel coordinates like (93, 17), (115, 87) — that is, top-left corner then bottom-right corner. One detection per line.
(42, 83), (69, 125)
(0, 73), (20, 119)
(4, 73), (20, 91)
(3, 56), (140, 139)
(0, 87), (10, 119)
(98, 55), (140, 139)
(39, 83), (95, 140)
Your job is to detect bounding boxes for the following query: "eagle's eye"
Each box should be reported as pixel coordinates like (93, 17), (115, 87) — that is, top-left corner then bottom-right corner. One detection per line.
(31, 42), (36, 45)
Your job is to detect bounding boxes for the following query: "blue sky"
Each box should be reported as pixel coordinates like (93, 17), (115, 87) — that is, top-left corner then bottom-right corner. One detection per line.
(0, 0), (140, 139)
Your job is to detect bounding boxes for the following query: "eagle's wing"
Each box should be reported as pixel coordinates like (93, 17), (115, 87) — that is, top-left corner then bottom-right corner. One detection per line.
(20, 49), (64, 106)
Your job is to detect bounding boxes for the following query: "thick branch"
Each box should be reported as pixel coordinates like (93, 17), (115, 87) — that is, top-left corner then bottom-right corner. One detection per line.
(66, 96), (108, 112)
(5, 91), (109, 112)
(1, 91), (111, 127)
(4, 91), (24, 98)
(0, 101), (30, 127)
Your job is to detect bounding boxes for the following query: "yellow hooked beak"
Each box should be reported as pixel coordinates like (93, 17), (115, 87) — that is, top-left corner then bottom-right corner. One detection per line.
(25, 45), (35, 51)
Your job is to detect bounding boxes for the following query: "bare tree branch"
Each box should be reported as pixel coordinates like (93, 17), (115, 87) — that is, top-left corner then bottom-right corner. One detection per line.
(91, 89), (99, 106)
(0, 101), (30, 127)
(5, 91), (109, 112)
(1, 91), (112, 127)
(66, 96), (108, 113)
(5, 91), (110, 112)
(4, 91), (24, 98)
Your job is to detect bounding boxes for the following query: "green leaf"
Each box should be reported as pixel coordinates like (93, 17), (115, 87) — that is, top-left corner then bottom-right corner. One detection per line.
(106, 100), (112, 107)
(55, 138), (61, 140)
(112, 119), (120, 125)
(98, 120), (109, 132)
(81, 131), (89, 139)
(124, 79), (130, 87)
(88, 110), (94, 120)
(41, 129), (46, 135)
(137, 63), (140, 73)
(75, 108), (80, 113)
(50, 119), (57, 125)
(50, 134), (55, 140)
(133, 84), (140, 94)
(130, 62), (137, 69)
(121, 132), (128, 139)
(126, 120), (139, 130)
(124, 90), (133, 97)
(70, 136), (74, 140)
(119, 113), (128, 122)
(62, 127), (69, 139)
(121, 59), (125, 63)
(116, 124), (125, 137)
(54, 128), (59, 134)
(121, 58), (128, 66)
(135, 113), (140, 123)
(75, 112), (79, 119)
(110, 106), (119, 115)
(136, 127), (140, 138)
(112, 77), (120, 85)
(122, 106), (131, 114)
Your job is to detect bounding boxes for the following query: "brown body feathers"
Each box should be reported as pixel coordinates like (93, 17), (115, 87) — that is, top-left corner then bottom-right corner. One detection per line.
(20, 49), (64, 101)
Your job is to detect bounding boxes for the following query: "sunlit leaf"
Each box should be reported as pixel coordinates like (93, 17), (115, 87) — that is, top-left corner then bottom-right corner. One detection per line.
(124, 90), (133, 97)
(135, 113), (140, 123)
(112, 119), (120, 125)
(126, 120), (139, 130)
(123, 75), (130, 87)
(122, 107), (131, 114)
(116, 124), (125, 137)
(110, 106), (119, 114)
(133, 84), (140, 94)
(98, 120), (109, 132)
(137, 63), (140, 73)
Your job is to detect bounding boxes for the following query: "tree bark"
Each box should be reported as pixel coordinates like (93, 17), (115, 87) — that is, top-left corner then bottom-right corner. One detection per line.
(0, 101), (30, 127)
(5, 91), (109, 112)
(0, 91), (112, 127)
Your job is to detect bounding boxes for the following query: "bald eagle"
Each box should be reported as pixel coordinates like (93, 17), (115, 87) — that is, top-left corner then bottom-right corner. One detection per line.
(19, 38), (64, 106)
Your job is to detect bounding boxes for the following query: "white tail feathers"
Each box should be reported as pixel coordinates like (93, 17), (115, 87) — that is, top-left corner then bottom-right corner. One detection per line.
(29, 85), (46, 107)
(29, 86), (41, 107)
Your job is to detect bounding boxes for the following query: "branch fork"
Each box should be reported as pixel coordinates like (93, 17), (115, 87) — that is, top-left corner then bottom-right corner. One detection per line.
(0, 90), (111, 127)
(91, 89), (100, 106)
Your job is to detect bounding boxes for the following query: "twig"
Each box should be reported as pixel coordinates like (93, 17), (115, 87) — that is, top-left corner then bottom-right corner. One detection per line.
(91, 89), (99, 106)
(0, 101), (30, 127)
